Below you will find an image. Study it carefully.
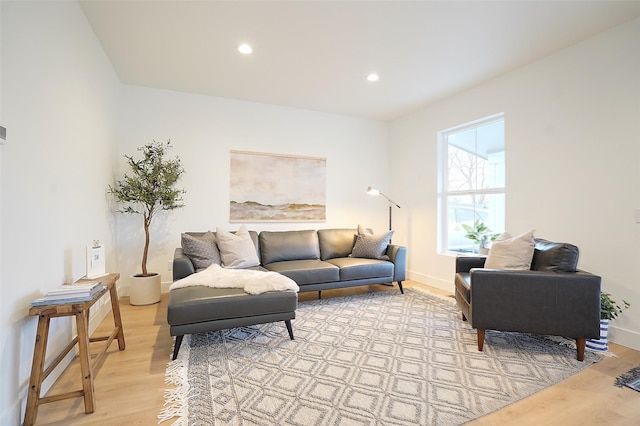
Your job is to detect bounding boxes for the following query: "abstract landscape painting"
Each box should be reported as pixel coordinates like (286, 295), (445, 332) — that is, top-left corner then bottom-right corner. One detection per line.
(230, 150), (326, 222)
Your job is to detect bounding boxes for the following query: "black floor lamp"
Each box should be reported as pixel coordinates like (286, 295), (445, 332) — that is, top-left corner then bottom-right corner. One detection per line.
(367, 186), (401, 231)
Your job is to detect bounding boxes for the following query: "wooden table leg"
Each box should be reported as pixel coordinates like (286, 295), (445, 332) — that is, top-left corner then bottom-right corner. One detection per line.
(75, 309), (95, 413)
(109, 283), (126, 350)
(24, 315), (51, 426)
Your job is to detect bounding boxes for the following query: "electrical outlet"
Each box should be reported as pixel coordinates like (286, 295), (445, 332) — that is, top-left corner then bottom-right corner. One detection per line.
(168, 260), (173, 271)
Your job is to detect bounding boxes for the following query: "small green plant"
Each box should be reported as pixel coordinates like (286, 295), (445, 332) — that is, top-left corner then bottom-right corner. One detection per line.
(108, 140), (185, 276)
(462, 220), (500, 248)
(600, 292), (630, 320)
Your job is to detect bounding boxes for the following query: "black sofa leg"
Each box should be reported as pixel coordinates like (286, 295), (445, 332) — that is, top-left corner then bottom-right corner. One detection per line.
(285, 320), (294, 340)
(318, 291), (322, 299)
(172, 335), (184, 361)
(397, 281), (404, 294)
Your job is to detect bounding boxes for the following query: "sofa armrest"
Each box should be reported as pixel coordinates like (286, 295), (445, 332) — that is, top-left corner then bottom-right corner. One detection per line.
(469, 269), (601, 337)
(387, 244), (407, 282)
(455, 256), (486, 273)
(173, 247), (195, 282)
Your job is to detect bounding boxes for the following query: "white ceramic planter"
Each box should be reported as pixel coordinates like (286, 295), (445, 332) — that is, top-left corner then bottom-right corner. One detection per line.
(586, 319), (609, 351)
(129, 273), (161, 306)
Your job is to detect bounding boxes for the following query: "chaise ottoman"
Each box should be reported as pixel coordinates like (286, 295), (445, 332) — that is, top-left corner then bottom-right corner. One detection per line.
(167, 286), (297, 360)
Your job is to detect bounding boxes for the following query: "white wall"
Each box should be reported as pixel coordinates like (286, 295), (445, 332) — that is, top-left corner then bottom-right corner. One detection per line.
(0, 1), (120, 423)
(116, 86), (391, 292)
(0, 2), (390, 421)
(390, 18), (640, 350)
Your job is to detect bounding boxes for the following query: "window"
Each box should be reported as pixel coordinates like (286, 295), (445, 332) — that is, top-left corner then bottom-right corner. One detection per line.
(438, 114), (505, 253)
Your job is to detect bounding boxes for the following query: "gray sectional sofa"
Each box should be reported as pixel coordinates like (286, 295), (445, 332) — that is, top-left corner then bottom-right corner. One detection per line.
(173, 228), (407, 296)
(167, 228), (407, 359)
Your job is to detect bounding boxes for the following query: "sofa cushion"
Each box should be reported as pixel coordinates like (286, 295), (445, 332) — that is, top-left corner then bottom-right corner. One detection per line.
(318, 229), (357, 260)
(181, 231), (221, 270)
(260, 230), (320, 265)
(531, 239), (579, 272)
(216, 225), (261, 269)
(326, 257), (393, 281)
(264, 259), (339, 285)
(484, 230), (535, 270)
(351, 230), (394, 259)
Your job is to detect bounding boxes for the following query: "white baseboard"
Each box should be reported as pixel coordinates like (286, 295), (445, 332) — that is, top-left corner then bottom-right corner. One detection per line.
(609, 324), (640, 351)
(408, 270), (454, 294)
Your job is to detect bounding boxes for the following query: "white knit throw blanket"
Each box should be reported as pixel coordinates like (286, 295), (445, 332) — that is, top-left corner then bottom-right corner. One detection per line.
(169, 263), (299, 295)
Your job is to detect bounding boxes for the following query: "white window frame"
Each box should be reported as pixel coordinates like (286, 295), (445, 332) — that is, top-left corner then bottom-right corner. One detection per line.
(438, 113), (505, 254)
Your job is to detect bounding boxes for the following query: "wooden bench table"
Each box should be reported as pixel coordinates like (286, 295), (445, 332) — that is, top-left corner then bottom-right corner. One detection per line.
(23, 273), (125, 426)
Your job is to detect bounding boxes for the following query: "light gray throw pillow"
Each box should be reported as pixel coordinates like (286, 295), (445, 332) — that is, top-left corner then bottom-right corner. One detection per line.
(216, 225), (260, 269)
(484, 230), (536, 270)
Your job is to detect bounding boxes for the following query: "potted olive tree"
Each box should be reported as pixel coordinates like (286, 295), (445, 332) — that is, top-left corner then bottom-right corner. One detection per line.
(586, 292), (630, 351)
(108, 140), (185, 305)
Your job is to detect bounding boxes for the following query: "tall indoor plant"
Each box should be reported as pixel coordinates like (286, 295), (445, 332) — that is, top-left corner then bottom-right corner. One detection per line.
(109, 140), (185, 304)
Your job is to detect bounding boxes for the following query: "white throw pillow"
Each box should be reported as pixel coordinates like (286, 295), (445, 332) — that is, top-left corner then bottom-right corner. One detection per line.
(215, 225), (260, 269)
(484, 230), (536, 270)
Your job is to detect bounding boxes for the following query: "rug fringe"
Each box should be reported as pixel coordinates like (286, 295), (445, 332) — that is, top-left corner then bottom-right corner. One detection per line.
(614, 366), (640, 387)
(158, 339), (190, 425)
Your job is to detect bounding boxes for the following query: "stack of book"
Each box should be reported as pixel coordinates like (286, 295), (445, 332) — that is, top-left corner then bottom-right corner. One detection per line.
(31, 281), (105, 306)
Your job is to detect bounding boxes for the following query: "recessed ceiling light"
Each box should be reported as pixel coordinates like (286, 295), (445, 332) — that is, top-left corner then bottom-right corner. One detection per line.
(238, 44), (253, 55)
(367, 73), (380, 82)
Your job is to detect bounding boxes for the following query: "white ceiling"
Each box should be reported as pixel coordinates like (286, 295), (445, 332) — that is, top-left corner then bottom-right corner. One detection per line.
(79, 1), (640, 122)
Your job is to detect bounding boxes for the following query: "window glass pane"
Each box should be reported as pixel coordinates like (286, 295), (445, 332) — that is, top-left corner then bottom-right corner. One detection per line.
(446, 121), (504, 191)
(476, 120), (505, 189)
(439, 114), (505, 254)
(445, 193), (505, 253)
(446, 144), (478, 191)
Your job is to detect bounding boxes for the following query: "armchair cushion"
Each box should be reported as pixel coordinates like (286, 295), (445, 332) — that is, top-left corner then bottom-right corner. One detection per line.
(531, 239), (579, 272)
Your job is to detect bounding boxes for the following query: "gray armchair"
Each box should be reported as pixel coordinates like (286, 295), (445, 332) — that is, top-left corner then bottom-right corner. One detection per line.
(454, 239), (601, 361)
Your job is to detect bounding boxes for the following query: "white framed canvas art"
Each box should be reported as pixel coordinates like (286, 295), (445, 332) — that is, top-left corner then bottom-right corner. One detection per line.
(230, 150), (326, 222)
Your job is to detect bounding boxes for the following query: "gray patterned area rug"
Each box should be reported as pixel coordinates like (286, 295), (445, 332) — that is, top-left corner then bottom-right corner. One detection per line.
(160, 288), (601, 425)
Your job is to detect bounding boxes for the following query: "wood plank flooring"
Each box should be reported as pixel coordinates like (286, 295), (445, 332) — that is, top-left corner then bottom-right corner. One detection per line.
(33, 280), (640, 425)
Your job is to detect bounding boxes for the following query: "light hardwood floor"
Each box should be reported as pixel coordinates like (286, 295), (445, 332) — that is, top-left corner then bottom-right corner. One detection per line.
(33, 280), (640, 425)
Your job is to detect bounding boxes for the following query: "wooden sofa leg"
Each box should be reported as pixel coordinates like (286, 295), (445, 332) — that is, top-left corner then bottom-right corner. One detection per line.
(477, 329), (485, 351)
(576, 337), (586, 361)
(397, 281), (404, 294)
(285, 320), (294, 340)
(172, 335), (184, 361)
(318, 291), (322, 300)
